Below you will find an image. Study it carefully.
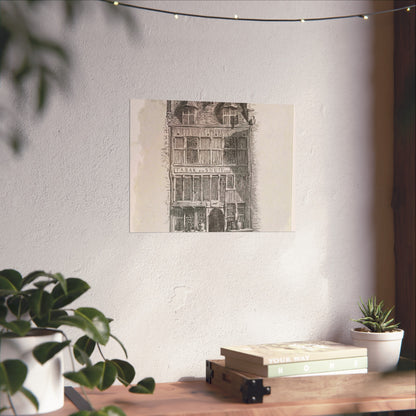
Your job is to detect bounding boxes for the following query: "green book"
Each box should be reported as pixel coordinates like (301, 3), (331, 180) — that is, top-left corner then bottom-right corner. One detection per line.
(225, 355), (368, 377)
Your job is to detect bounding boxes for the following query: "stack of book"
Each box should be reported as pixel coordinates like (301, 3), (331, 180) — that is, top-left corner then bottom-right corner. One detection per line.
(220, 340), (368, 378)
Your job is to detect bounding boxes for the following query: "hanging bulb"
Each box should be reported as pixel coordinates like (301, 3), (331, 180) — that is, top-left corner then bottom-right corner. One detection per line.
(174, 14), (179, 19)
(234, 14), (239, 19)
(300, 18), (305, 22)
(113, 1), (119, 5)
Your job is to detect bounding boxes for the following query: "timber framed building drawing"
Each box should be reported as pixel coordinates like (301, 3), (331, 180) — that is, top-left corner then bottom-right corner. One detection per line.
(167, 101), (255, 232)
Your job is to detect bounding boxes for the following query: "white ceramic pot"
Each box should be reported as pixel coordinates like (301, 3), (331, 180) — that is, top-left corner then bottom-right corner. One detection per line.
(351, 328), (404, 372)
(0, 329), (64, 415)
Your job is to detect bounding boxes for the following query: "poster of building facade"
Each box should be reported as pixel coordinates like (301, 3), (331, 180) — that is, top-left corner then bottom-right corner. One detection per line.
(130, 99), (293, 232)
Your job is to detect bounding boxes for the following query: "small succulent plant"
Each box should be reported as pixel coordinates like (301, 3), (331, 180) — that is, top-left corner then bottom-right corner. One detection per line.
(353, 296), (400, 333)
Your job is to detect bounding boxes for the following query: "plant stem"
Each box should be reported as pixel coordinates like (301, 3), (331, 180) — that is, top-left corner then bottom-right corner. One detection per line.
(61, 332), (94, 411)
(97, 344), (106, 361)
(7, 393), (17, 416)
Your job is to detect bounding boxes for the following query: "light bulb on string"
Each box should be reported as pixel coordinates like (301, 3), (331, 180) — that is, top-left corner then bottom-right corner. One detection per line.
(100, 1), (416, 24)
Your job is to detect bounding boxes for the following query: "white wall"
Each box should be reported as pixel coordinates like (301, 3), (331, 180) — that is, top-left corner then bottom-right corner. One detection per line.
(0, 1), (394, 383)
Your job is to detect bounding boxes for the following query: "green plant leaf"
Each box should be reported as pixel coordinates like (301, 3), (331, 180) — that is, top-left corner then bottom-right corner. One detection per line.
(7, 295), (30, 318)
(33, 340), (70, 364)
(128, 377), (155, 394)
(0, 359), (27, 395)
(74, 335), (96, 365)
(0, 304), (7, 321)
(51, 278), (90, 308)
(0, 270), (22, 291)
(97, 406), (127, 416)
(64, 366), (102, 389)
(94, 361), (117, 391)
(0, 276), (19, 296)
(29, 290), (53, 326)
(74, 308), (110, 345)
(23, 271), (68, 294)
(69, 406), (127, 416)
(0, 319), (31, 336)
(22, 270), (49, 287)
(47, 309), (69, 328)
(110, 359), (135, 386)
(19, 386), (39, 411)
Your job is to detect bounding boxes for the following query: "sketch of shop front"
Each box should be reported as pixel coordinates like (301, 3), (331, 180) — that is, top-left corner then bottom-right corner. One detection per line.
(167, 101), (255, 232)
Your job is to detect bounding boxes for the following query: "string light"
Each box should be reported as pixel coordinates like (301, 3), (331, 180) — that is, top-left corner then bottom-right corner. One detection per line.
(99, 0), (415, 23)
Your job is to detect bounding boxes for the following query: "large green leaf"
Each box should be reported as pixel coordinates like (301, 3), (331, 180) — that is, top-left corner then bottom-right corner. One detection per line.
(29, 290), (53, 326)
(22, 270), (49, 287)
(7, 295), (30, 318)
(51, 278), (90, 308)
(74, 335), (96, 365)
(47, 309), (69, 328)
(19, 386), (39, 411)
(74, 308), (110, 345)
(0, 270), (22, 291)
(0, 359), (27, 395)
(54, 309), (109, 345)
(64, 366), (102, 389)
(128, 377), (155, 394)
(0, 276), (19, 296)
(110, 359), (135, 386)
(94, 361), (117, 391)
(33, 340), (70, 364)
(0, 319), (31, 336)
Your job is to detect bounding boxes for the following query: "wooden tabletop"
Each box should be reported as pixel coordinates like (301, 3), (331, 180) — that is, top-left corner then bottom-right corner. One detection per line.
(50, 371), (415, 416)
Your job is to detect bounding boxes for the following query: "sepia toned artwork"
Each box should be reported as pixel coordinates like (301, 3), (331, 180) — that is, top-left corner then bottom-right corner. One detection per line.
(130, 99), (293, 232)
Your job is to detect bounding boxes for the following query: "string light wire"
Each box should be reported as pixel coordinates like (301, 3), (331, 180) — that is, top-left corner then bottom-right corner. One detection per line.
(102, 0), (415, 23)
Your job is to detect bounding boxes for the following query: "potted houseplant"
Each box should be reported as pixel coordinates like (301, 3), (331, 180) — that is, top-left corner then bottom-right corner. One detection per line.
(351, 296), (404, 372)
(0, 269), (155, 416)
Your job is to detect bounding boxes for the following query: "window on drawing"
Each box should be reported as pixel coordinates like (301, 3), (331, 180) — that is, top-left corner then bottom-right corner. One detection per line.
(175, 177), (183, 201)
(212, 137), (223, 165)
(226, 175), (234, 189)
(186, 137), (198, 164)
(200, 137), (211, 164)
(193, 176), (201, 201)
(211, 176), (219, 201)
(173, 137), (185, 164)
(182, 108), (196, 124)
(202, 176), (210, 201)
(224, 136), (237, 164)
(223, 108), (238, 125)
(183, 176), (192, 201)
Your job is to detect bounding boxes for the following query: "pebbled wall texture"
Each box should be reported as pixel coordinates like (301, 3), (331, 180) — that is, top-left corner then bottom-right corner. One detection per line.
(0, 1), (395, 382)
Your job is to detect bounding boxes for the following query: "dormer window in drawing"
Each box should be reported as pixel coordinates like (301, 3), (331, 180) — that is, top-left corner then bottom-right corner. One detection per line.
(181, 102), (198, 125)
(222, 104), (239, 126)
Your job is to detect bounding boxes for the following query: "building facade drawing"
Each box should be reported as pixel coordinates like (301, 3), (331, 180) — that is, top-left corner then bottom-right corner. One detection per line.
(167, 101), (255, 232)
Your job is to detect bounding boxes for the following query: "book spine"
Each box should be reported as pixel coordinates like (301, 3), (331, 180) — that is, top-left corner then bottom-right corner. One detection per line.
(267, 356), (368, 377)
